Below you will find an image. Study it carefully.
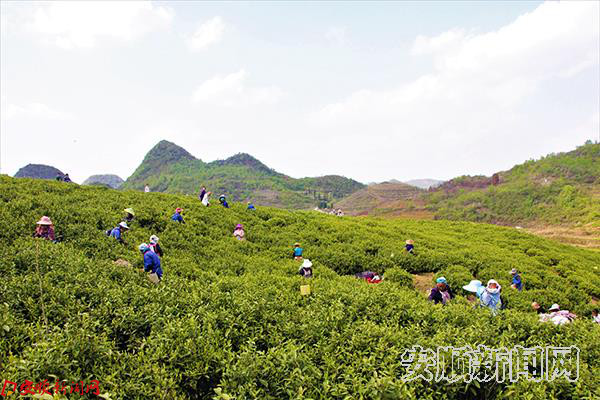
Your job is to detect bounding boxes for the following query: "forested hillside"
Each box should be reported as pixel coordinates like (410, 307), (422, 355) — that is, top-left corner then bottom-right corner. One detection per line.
(427, 142), (600, 226)
(122, 141), (364, 209)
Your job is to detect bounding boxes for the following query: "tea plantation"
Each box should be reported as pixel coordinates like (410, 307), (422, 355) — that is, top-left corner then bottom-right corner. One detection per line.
(1, 176), (599, 399)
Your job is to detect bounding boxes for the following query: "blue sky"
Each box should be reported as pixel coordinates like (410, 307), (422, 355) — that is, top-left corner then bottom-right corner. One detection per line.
(1, 1), (598, 184)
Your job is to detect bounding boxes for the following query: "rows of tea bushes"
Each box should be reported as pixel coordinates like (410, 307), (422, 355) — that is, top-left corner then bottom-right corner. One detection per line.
(1, 176), (599, 399)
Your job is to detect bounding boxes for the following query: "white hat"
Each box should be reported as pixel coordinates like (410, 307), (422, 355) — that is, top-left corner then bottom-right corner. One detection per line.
(549, 304), (560, 312)
(150, 235), (159, 244)
(487, 279), (501, 289)
(463, 280), (483, 293)
(139, 243), (149, 252)
(302, 259), (313, 269)
(119, 221), (129, 229)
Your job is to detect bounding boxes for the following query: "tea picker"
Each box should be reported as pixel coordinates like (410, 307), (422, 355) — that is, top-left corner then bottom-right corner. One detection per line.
(464, 279), (502, 315)
(219, 194), (229, 208)
(202, 191), (212, 206)
(233, 224), (245, 241)
(33, 216), (57, 242)
(171, 208), (185, 223)
(123, 208), (135, 223)
(510, 268), (523, 291)
(428, 276), (454, 305)
(405, 239), (415, 255)
(293, 242), (303, 260)
(108, 221), (129, 245)
(355, 271), (382, 284)
(149, 235), (164, 257)
(298, 259), (313, 278)
(139, 243), (163, 283)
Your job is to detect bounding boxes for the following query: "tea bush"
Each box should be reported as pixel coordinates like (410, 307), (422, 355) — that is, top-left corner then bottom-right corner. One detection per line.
(1, 176), (599, 399)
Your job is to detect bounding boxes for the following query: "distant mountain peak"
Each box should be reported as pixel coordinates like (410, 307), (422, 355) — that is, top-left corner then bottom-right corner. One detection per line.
(83, 174), (124, 189)
(14, 164), (64, 180)
(145, 140), (197, 164)
(211, 152), (277, 175)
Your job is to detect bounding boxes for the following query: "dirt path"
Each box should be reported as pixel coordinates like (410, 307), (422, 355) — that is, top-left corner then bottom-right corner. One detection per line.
(412, 272), (434, 295)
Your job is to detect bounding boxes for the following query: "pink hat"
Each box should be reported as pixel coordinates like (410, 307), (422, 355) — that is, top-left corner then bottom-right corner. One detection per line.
(176, 208), (183, 213)
(36, 216), (53, 225)
(236, 224), (243, 229)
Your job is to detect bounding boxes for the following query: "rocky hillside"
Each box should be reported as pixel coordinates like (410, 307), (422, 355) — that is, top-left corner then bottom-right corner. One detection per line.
(83, 174), (124, 189)
(14, 164), (64, 180)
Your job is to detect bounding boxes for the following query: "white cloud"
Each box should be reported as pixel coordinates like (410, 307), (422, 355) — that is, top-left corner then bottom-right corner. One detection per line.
(1, 99), (73, 121)
(310, 1), (599, 178)
(23, 1), (173, 49)
(325, 26), (347, 45)
(191, 70), (283, 107)
(186, 16), (225, 51)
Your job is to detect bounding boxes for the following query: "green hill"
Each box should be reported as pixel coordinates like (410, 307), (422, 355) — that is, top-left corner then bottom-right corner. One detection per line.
(331, 143), (599, 248)
(1, 176), (599, 399)
(122, 140), (365, 209)
(427, 142), (600, 227)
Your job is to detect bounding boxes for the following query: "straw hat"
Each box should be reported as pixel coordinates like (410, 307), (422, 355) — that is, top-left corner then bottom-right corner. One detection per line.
(294, 242), (301, 246)
(463, 280), (483, 293)
(406, 239), (414, 245)
(36, 216), (53, 225)
(124, 208), (135, 215)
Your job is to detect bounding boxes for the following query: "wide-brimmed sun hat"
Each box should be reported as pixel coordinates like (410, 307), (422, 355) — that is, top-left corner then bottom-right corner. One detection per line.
(119, 221), (129, 229)
(302, 259), (313, 268)
(150, 235), (159, 244)
(139, 243), (149, 252)
(124, 208), (135, 215)
(549, 304), (560, 312)
(510, 268), (518, 275)
(294, 242), (301, 246)
(175, 208), (183, 213)
(36, 216), (53, 225)
(236, 224), (243, 229)
(463, 280), (483, 293)
(436, 277), (447, 284)
(406, 239), (414, 245)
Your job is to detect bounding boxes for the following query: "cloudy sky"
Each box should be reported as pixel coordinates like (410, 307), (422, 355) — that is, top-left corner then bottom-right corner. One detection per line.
(1, 1), (598, 184)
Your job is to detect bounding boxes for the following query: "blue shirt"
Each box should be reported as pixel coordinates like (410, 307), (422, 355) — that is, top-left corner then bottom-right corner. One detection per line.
(512, 274), (523, 291)
(110, 227), (122, 240)
(143, 250), (163, 278)
(222, 201), (229, 208)
(294, 247), (303, 257)
(247, 204), (256, 210)
(171, 212), (184, 223)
